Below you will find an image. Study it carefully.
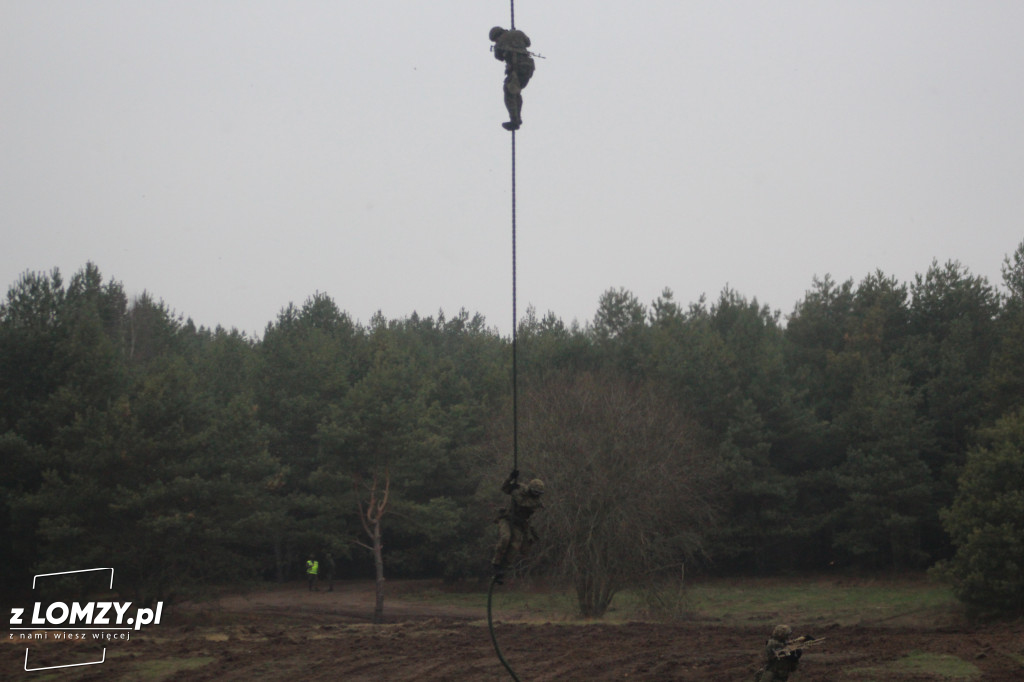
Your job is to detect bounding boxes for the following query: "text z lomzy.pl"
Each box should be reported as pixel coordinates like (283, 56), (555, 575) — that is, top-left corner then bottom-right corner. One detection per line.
(10, 602), (163, 631)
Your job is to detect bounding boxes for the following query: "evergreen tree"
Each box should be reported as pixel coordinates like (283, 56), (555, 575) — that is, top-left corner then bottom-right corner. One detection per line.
(987, 241), (1024, 416)
(938, 408), (1024, 618)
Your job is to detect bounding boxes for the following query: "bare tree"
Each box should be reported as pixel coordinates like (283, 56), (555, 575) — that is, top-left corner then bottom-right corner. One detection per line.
(488, 370), (720, 617)
(355, 470), (390, 624)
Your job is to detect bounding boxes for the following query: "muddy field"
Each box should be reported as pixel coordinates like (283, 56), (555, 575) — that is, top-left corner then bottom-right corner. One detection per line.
(5, 580), (1024, 681)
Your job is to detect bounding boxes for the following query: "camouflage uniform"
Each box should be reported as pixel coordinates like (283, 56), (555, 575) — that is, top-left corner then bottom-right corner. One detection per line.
(490, 26), (535, 130)
(324, 552), (336, 592)
(491, 471), (544, 580)
(755, 625), (803, 682)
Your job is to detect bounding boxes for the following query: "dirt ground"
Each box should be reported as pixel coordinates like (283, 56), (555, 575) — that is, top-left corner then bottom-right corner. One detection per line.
(5, 580), (1024, 681)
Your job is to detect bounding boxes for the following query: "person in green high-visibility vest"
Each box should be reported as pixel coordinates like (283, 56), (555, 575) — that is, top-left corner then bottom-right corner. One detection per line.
(306, 554), (319, 592)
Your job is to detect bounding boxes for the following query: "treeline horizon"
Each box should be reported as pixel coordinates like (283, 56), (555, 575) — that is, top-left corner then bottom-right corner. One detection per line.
(2, 243), (1023, 617)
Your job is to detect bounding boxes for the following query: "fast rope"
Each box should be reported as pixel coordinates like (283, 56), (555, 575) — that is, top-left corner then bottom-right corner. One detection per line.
(491, 71), (523, 682)
(488, 576), (521, 682)
(489, 3), (522, 680)
(511, 129), (518, 474)
(508, 0), (520, 480)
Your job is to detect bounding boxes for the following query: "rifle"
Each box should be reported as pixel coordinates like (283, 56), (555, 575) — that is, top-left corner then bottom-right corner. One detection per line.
(490, 45), (546, 59)
(775, 636), (826, 658)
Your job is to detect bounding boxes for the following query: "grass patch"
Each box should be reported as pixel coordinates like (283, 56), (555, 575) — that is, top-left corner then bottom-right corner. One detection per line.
(399, 575), (960, 626)
(684, 577), (959, 627)
(849, 651), (982, 680)
(408, 582), (577, 620)
(126, 656), (216, 680)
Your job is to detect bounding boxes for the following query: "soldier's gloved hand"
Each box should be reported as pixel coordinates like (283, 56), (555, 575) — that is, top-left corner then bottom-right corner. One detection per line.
(509, 469), (519, 481)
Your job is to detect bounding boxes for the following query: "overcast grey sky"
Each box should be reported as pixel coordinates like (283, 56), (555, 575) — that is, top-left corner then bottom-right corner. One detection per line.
(3, 1), (1022, 336)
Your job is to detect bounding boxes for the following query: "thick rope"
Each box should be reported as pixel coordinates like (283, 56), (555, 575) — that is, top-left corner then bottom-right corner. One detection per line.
(511, 129), (518, 474)
(490, 8), (522, 680)
(488, 576), (521, 681)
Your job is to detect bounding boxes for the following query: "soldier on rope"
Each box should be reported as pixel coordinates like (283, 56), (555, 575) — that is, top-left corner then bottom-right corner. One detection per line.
(490, 26), (535, 131)
(491, 469), (544, 583)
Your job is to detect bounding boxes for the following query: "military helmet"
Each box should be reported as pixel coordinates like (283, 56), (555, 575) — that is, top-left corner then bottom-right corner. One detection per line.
(527, 478), (545, 495)
(489, 26), (506, 41)
(771, 624), (792, 640)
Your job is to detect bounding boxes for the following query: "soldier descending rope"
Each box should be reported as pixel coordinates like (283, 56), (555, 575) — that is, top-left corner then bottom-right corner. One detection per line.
(489, 26), (535, 131)
(491, 469), (544, 583)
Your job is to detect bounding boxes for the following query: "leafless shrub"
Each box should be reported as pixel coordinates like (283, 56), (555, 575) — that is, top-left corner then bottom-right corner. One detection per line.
(485, 369), (721, 618)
